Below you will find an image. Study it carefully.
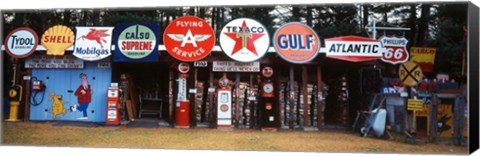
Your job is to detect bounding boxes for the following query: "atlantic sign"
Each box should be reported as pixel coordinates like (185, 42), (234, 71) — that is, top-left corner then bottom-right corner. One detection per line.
(219, 18), (270, 62)
(324, 36), (384, 62)
(114, 23), (159, 62)
(273, 22), (320, 64)
(164, 16), (215, 62)
(4, 27), (39, 58)
(74, 27), (114, 61)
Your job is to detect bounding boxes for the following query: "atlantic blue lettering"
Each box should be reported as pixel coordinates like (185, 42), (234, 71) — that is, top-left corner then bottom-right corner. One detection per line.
(328, 43), (379, 53)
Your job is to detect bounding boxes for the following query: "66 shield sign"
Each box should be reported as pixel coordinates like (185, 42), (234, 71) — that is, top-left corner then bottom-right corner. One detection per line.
(379, 36), (409, 64)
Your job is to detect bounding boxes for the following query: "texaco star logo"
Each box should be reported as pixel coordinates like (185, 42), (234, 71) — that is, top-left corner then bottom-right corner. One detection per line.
(219, 18), (270, 62)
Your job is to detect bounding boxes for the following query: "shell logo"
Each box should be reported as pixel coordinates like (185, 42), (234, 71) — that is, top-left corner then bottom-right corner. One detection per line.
(42, 25), (75, 56)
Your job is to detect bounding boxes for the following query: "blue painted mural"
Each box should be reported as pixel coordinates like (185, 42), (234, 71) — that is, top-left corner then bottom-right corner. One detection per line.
(30, 61), (112, 122)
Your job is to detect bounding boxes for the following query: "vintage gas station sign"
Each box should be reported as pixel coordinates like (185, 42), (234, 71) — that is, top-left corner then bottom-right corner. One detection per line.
(273, 22), (320, 64)
(114, 23), (159, 62)
(212, 61), (260, 72)
(219, 18), (270, 62)
(379, 36), (409, 64)
(324, 36), (384, 62)
(399, 61), (424, 86)
(25, 55), (84, 69)
(4, 27), (39, 58)
(42, 25), (74, 56)
(73, 27), (114, 61)
(164, 16), (215, 62)
(410, 47), (436, 73)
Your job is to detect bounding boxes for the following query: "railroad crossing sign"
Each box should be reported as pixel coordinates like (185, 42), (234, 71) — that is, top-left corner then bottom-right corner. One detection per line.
(398, 61), (424, 86)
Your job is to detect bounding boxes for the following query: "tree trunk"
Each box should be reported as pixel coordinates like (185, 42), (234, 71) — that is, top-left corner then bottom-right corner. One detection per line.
(408, 4), (418, 46)
(362, 4), (369, 35)
(307, 7), (313, 27)
(417, 4), (431, 46)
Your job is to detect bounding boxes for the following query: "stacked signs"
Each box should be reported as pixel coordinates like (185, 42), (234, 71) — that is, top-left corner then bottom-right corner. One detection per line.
(273, 22), (320, 64)
(73, 27), (114, 61)
(220, 18), (270, 62)
(114, 23), (159, 62)
(42, 25), (75, 56)
(324, 36), (384, 62)
(164, 16), (215, 62)
(4, 27), (39, 58)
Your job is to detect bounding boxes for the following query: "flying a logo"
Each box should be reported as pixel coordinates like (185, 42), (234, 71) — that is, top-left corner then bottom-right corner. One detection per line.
(74, 27), (114, 61)
(219, 18), (270, 62)
(164, 16), (215, 62)
(77, 28), (111, 48)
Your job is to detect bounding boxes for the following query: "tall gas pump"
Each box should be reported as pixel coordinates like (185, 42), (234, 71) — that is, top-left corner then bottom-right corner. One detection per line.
(106, 83), (120, 126)
(7, 58), (22, 122)
(260, 66), (277, 130)
(175, 62), (190, 128)
(216, 75), (232, 129)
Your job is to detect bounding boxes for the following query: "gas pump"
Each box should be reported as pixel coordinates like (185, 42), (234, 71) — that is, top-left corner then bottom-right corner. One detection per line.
(7, 58), (22, 122)
(216, 75), (232, 129)
(175, 62), (190, 128)
(260, 66), (278, 129)
(106, 84), (120, 125)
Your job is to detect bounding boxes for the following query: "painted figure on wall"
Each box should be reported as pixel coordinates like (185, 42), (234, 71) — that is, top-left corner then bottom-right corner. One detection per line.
(74, 73), (93, 120)
(49, 92), (68, 119)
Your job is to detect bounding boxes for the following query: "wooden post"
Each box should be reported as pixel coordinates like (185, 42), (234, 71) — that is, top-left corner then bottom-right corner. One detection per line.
(429, 95), (438, 142)
(302, 65), (309, 127)
(208, 68), (214, 127)
(249, 74), (254, 128)
(193, 67), (198, 127)
(235, 73), (240, 128)
(316, 65), (323, 128)
(169, 69), (174, 124)
(289, 66), (294, 129)
(23, 70), (32, 122)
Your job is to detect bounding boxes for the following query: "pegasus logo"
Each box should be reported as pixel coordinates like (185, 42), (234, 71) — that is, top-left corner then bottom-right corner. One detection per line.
(167, 29), (211, 47)
(77, 28), (110, 48)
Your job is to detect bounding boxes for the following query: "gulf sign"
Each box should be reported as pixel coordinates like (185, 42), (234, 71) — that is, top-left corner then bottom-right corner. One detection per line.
(324, 36), (384, 62)
(114, 23), (159, 62)
(4, 27), (39, 58)
(273, 22), (320, 64)
(41, 25), (75, 56)
(219, 18), (270, 62)
(73, 27), (114, 61)
(164, 16), (215, 62)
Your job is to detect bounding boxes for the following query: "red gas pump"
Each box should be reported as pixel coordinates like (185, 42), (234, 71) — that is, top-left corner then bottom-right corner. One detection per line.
(106, 84), (120, 125)
(216, 75), (232, 129)
(175, 63), (190, 128)
(260, 66), (278, 130)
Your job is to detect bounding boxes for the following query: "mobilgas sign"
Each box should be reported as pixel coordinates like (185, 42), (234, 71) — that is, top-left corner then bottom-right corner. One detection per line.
(114, 23), (159, 62)
(273, 22), (320, 64)
(74, 27), (114, 61)
(164, 16), (215, 62)
(219, 18), (270, 62)
(4, 27), (39, 58)
(324, 36), (384, 62)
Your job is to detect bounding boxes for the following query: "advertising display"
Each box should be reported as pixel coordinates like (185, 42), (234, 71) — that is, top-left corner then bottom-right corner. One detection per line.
(114, 23), (159, 62)
(212, 61), (260, 72)
(324, 36), (384, 62)
(4, 27), (39, 58)
(73, 27), (114, 61)
(41, 25), (75, 56)
(25, 55), (84, 69)
(273, 22), (320, 64)
(379, 36), (410, 64)
(219, 18), (270, 62)
(164, 16), (215, 62)
(398, 61), (424, 87)
(410, 47), (436, 73)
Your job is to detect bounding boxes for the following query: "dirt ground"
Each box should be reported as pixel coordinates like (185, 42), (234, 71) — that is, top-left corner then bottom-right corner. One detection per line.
(0, 121), (469, 155)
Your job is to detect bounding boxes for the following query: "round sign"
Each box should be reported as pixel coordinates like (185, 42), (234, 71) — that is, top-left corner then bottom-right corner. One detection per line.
(263, 83), (274, 93)
(178, 62), (190, 74)
(218, 76), (229, 88)
(117, 24), (156, 59)
(273, 22), (320, 64)
(262, 66), (274, 78)
(164, 16), (215, 62)
(4, 27), (39, 58)
(219, 18), (270, 62)
(220, 104), (229, 112)
(398, 61), (424, 86)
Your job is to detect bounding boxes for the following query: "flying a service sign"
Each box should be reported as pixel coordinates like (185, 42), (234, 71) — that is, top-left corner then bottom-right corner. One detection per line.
(164, 16), (215, 62)
(4, 27), (39, 58)
(219, 18), (270, 62)
(74, 27), (114, 61)
(273, 22), (320, 64)
(114, 23), (159, 62)
(324, 36), (384, 62)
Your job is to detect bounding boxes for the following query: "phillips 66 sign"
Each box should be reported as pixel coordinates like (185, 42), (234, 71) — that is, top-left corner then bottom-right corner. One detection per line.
(379, 36), (409, 64)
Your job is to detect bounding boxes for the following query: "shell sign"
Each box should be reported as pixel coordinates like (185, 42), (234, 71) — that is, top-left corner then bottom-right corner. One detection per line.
(41, 25), (75, 56)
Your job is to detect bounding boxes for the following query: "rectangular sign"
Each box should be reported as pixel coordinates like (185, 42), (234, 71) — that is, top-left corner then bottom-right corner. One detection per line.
(410, 47), (436, 72)
(324, 36), (385, 62)
(74, 27), (114, 61)
(212, 61), (260, 72)
(25, 55), (84, 69)
(407, 99), (424, 111)
(194, 61), (208, 67)
(113, 23), (160, 62)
